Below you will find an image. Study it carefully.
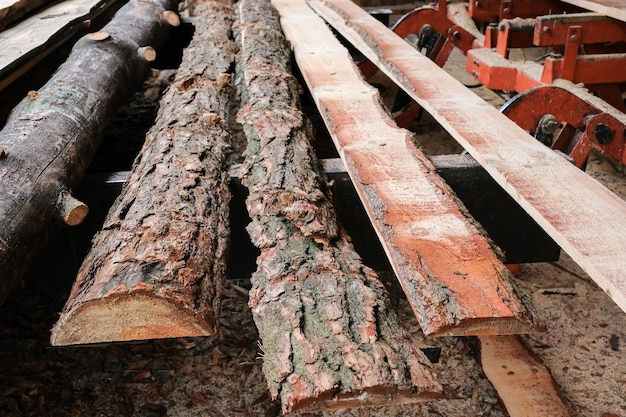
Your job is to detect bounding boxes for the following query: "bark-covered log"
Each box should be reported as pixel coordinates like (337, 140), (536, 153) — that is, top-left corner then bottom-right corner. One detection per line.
(235, 1), (442, 413)
(50, 1), (236, 345)
(0, 0), (180, 305)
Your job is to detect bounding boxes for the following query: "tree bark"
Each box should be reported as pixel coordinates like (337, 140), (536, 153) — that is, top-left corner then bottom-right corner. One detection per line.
(0, 0), (181, 305)
(235, 1), (442, 413)
(50, 1), (237, 345)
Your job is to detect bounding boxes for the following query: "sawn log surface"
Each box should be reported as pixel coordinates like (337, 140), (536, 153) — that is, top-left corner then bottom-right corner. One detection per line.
(308, 0), (626, 316)
(235, 0), (442, 413)
(273, 0), (540, 336)
(51, 1), (236, 345)
(0, 0), (179, 305)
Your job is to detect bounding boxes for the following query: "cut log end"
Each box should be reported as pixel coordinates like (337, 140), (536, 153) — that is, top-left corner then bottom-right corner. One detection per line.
(87, 30), (110, 41)
(50, 294), (215, 346)
(57, 191), (89, 226)
(137, 45), (157, 62)
(162, 10), (180, 26)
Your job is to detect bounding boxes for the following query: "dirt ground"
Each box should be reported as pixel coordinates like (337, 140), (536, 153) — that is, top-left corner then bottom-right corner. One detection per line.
(1, 3), (626, 417)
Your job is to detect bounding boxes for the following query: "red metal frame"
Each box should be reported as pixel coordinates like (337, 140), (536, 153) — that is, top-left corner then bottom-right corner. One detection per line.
(362, 1), (626, 166)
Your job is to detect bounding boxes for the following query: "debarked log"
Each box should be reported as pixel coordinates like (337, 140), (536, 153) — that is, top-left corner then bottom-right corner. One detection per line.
(50, 1), (237, 345)
(235, 0), (442, 413)
(0, 0), (181, 305)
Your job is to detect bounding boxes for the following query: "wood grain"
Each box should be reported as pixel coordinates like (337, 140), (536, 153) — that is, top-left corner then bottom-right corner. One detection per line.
(272, 0), (541, 336)
(308, 0), (626, 315)
(479, 335), (571, 417)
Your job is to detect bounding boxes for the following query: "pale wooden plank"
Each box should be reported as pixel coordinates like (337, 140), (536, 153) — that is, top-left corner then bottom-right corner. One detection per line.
(479, 335), (571, 417)
(0, 0), (119, 90)
(0, 0), (57, 30)
(560, 0), (626, 22)
(271, 0), (541, 336)
(308, 0), (626, 312)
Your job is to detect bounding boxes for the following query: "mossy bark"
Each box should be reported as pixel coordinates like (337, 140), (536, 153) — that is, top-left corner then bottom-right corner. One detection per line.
(51, 2), (236, 345)
(234, 0), (441, 413)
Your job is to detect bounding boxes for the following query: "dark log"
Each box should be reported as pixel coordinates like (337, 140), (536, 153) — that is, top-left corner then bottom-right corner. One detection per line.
(50, 2), (237, 345)
(0, 0), (181, 305)
(235, 0), (442, 413)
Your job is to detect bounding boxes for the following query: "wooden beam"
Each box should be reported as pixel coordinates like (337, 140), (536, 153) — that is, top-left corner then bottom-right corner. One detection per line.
(272, 0), (541, 336)
(235, 0), (442, 413)
(307, 0), (626, 315)
(479, 335), (571, 417)
(0, 0), (180, 305)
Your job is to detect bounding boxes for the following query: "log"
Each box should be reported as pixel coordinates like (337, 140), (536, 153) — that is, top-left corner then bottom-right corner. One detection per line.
(273, 0), (541, 336)
(308, 0), (626, 316)
(235, 0), (441, 413)
(50, 1), (236, 345)
(0, 0), (180, 305)
(479, 335), (571, 417)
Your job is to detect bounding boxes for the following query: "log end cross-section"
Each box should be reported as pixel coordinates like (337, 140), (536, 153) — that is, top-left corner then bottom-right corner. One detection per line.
(51, 294), (214, 344)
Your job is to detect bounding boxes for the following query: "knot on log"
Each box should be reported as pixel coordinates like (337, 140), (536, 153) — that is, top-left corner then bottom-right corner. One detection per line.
(56, 190), (89, 226)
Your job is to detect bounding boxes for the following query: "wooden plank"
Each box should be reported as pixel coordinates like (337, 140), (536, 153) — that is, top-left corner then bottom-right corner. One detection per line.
(560, 0), (626, 22)
(308, 0), (626, 313)
(479, 335), (571, 417)
(0, 0), (56, 30)
(271, 0), (541, 336)
(0, 0), (123, 91)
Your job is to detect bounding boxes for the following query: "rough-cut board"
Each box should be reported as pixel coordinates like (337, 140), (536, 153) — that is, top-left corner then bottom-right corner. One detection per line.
(272, 0), (540, 337)
(0, 0), (180, 305)
(560, 0), (626, 22)
(235, 0), (441, 413)
(50, 1), (235, 345)
(479, 335), (571, 417)
(307, 0), (626, 315)
(0, 0), (123, 91)
(0, 0), (56, 30)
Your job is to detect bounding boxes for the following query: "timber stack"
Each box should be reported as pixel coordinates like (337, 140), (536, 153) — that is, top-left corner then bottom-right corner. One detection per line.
(0, 0), (625, 415)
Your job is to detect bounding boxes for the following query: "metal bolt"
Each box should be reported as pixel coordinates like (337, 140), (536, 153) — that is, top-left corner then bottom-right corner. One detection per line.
(453, 31), (460, 40)
(594, 123), (615, 145)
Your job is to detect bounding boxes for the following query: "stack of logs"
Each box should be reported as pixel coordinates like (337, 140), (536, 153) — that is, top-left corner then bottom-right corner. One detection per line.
(0, 0), (573, 415)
